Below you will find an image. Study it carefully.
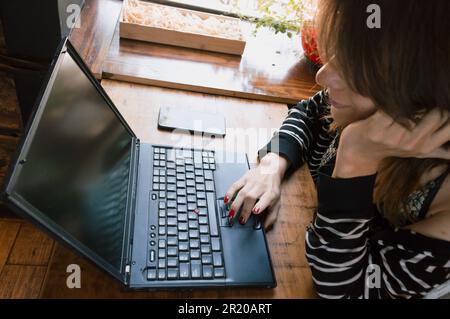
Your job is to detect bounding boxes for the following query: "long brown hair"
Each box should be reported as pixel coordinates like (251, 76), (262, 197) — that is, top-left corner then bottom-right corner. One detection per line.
(315, 0), (450, 225)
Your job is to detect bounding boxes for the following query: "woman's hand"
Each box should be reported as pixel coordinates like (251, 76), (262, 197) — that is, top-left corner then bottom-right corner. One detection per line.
(224, 153), (289, 227)
(334, 108), (450, 178)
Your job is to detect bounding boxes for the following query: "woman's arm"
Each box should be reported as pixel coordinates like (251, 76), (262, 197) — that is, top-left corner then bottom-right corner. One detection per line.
(258, 90), (334, 177)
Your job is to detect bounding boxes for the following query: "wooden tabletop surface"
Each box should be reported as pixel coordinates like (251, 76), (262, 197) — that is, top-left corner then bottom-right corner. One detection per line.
(39, 80), (318, 298)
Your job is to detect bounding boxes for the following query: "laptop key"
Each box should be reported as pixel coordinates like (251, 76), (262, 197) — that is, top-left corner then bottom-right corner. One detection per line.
(197, 200), (207, 207)
(187, 187), (196, 195)
(207, 193), (219, 236)
(179, 241), (189, 251)
(202, 254), (212, 265)
(203, 265), (213, 279)
(178, 205), (188, 213)
(167, 184), (176, 192)
(186, 172), (195, 179)
(159, 209), (166, 218)
(159, 191), (166, 199)
(199, 225), (209, 234)
(213, 252), (223, 267)
(177, 197), (187, 205)
(158, 239), (166, 249)
(205, 181), (214, 192)
(189, 229), (199, 239)
(214, 268), (225, 278)
(178, 213), (188, 222)
(158, 248), (166, 259)
(177, 188), (187, 197)
(167, 169), (176, 176)
(167, 162), (176, 169)
(186, 179), (195, 187)
(179, 252), (189, 262)
(190, 249), (200, 259)
(167, 257), (178, 267)
(158, 269), (166, 280)
(188, 220), (198, 229)
(200, 235), (210, 244)
(167, 192), (176, 200)
(167, 217), (177, 226)
(167, 236), (178, 246)
(158, 226), (166, 236)
(168, 247), (178, 257)
(191, 261), (202, 278)
(167, 227), (177, 236)
(211, 237), (221, 251)
(147, 269), (157, 281)
(199, 216), (208, 225)
(158, 258), (166, 268)
(197, 192), (206, 199)
(178, 222), (188, 232)
(190, 239), (200, 249)
(204, 170), (213, 180)
(178, 231), (188, 241)
(167, 209), (177, 217)
(167, 268), (178, 280)
(180, 263), (190, 279)
(201, 244), (211, 254)
(196, 184), (206, 192)
(167, 200), (176, 208)
(188, 212), (198, 220)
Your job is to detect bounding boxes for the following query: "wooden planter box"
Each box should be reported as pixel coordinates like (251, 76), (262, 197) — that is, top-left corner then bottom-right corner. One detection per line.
(119, 0), (246, 55)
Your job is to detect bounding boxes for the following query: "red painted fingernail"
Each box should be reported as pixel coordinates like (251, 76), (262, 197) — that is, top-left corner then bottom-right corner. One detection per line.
(228, 209), (235, 218)
(194, 208), (200, 215)
(239, 216), (245, 225)
(255, 207), (260, 214)
(224, 196), (229, 204)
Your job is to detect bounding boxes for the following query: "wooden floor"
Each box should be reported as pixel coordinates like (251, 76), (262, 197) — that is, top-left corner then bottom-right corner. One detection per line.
(0, 216), (54, 298)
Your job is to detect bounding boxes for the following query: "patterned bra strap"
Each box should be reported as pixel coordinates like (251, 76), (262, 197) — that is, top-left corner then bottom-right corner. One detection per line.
(418, 166), (450, 220)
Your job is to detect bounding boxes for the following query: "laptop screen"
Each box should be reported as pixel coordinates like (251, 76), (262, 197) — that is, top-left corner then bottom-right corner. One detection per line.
(9, 48), (134, 272)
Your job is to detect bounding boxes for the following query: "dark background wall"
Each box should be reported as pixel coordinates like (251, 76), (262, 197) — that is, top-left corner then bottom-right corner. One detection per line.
(0, 0), (84, 124)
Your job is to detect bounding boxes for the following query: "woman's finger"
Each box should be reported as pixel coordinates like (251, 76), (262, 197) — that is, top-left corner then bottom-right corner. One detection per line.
(252, 190), (279, 215)
(224, 176), (246, 204)
(228, 186), (253, 220)
(239, 191), (258, 225)
(416, 146), (450, 160)
(430, 119), (450, 149)
(413, 109), (450, 136)
(263, 200), (281, 232)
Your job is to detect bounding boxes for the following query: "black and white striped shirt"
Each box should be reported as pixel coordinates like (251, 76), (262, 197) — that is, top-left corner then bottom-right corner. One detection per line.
(259, 91), (450, 299)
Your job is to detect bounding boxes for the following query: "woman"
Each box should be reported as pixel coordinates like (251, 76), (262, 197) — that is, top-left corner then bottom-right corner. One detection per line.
(224, 0), (450, 298)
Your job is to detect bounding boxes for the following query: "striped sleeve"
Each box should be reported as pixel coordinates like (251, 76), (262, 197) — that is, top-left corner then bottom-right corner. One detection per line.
(258, 91), (334, 177)
(306, 173), (450, 299)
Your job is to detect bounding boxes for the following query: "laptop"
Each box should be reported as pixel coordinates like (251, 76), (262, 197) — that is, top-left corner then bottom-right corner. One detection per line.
(1, 39), (276, 289)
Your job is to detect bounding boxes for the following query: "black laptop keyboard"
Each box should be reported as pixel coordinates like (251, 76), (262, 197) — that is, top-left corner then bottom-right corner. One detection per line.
(147, 147), (226, 281)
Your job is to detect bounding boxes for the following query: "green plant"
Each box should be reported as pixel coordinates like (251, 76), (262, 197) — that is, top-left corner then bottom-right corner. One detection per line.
(232, 0), (317, 38)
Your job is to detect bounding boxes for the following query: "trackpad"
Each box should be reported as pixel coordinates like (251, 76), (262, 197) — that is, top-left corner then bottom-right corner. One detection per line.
(221, 226), (275, 286)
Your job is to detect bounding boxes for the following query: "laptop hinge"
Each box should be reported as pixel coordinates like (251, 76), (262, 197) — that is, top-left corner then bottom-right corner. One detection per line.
(122, 137), (140, 283)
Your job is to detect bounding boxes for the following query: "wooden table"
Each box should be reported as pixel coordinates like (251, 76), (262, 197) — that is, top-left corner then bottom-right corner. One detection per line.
(39, 80), (318, 298)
